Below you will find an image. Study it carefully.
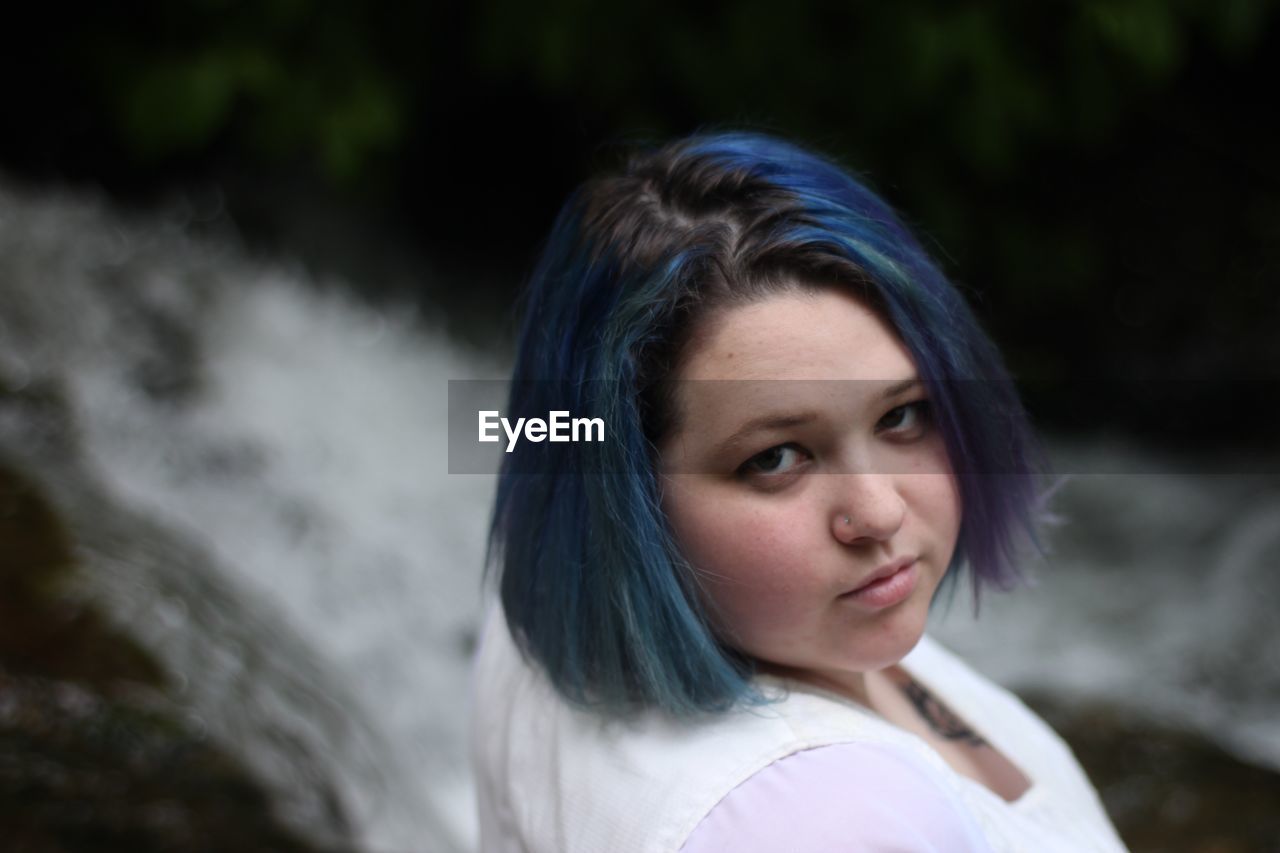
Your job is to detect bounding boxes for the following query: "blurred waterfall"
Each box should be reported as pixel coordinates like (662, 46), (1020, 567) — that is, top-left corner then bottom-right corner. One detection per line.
(1, 176), (499, 851)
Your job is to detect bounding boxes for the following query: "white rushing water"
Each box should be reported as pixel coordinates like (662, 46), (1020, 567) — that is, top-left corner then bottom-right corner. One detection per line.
(929, 454), (1280, 771)
(2, 177), (1277, 851)
(1, 178), (497, 851)
(73, 280), (499, 851)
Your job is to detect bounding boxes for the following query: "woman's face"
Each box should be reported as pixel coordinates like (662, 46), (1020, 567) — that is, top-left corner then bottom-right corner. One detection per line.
(658, 286), (962, 686)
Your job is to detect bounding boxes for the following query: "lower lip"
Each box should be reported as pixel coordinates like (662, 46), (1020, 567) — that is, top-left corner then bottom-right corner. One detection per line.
(842, 561), (918, 609)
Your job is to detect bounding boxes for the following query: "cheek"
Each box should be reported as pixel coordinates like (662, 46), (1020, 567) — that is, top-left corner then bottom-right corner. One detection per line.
(902, 437), (964, 557)
(664, 489), (818, 631)
(906, 473), (964, 560)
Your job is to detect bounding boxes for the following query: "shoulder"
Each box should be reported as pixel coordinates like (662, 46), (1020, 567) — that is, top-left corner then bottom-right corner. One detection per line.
(473, 612), (990, 852)
(474, 608), (895, 852)
(471, 606), (807, 851)
(679, 741), (994, 853)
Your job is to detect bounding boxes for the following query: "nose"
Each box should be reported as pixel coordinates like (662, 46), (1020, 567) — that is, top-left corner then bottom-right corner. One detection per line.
(831, 474), (906, 545)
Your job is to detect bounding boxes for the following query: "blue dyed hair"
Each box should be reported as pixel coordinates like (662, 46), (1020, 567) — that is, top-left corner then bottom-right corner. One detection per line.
(489, 132), (1043, 716)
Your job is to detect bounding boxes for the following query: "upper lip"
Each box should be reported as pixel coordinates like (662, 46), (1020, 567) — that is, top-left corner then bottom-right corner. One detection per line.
(845, 556), (916, 595)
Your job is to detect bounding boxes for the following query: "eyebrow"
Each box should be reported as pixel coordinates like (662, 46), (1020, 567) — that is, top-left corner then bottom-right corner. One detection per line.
(710, 378), (923, 454)
(879, 377), (922, 400)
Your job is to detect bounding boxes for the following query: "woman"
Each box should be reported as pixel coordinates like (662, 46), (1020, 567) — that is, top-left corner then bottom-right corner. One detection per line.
(471, 132), (1128, 852)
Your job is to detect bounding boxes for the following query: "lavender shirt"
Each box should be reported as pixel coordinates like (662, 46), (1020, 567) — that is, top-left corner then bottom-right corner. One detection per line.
(679, 742), (995, 852)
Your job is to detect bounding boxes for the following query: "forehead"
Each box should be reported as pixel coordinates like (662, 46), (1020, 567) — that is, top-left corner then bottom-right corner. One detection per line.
(677, 287), (916, 383)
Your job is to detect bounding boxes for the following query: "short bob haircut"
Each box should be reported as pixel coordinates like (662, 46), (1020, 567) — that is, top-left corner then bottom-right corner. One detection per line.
(489, 132), (1042, 717)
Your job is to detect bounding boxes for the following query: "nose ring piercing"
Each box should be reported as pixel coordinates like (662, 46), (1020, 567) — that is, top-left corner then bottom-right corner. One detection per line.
(843, 516), (851, 525)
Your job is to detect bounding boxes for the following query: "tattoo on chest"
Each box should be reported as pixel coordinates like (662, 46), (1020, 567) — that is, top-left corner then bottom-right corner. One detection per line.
(900, 679), (988, 748)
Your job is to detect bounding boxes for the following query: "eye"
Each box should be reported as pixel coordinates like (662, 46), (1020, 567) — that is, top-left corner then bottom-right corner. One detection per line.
(737, 443), (810, 481)
(876, 400), (932, 439)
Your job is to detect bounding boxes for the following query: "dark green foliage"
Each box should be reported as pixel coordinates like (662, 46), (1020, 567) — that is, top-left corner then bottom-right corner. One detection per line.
(6, 1), (1280, 437)
(39, 1), (1278, 187)
(80, 0), (406, 183)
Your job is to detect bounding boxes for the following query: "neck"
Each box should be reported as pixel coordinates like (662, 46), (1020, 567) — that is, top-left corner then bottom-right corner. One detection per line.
(758, 661), (875, 709)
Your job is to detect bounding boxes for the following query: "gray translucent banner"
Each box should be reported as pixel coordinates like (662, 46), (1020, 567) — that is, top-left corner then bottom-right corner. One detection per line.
(447, 379), (1280, 475)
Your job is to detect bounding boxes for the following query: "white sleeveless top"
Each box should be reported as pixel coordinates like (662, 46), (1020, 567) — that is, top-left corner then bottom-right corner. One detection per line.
(470, 607), (1129, 853)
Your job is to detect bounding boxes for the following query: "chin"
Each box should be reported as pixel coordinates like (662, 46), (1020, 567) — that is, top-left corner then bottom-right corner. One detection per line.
(857, 609), (931, 670)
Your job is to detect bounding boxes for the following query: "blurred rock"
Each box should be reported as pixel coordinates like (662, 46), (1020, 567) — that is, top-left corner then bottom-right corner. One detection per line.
(0, 414), (354, 852)
(0, 445), (162, 691)
(0, 673), (330, 853)
(1027, 692), (1280, 853)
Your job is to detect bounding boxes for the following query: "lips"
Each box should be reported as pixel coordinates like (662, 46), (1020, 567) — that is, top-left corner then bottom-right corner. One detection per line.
(846, 556), (916, 595)
(835, 556), (920, 610)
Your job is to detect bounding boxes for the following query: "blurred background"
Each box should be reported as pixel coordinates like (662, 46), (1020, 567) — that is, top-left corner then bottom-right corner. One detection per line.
(2, 2), (1278, 851)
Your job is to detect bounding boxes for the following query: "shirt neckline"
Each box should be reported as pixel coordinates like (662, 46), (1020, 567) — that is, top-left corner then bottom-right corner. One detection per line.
(755, 636), (1041, 809)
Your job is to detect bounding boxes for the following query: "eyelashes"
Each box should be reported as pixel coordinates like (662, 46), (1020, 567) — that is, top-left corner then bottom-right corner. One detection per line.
(876, 400), (932, 439)
(734, 400), (934, 486)
(738, 443), (809, 478)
